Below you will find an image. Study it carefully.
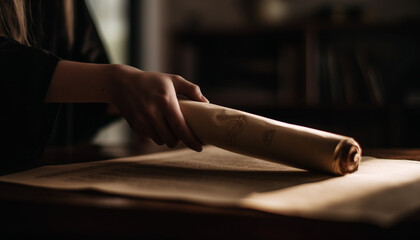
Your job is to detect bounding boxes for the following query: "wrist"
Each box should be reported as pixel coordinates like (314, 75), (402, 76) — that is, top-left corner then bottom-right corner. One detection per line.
(106, 63), (127, 105)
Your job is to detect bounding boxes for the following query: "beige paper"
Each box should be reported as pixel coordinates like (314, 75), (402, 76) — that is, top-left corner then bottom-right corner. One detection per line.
(0, 146), (419, 227)
(179, 100), (361, 175)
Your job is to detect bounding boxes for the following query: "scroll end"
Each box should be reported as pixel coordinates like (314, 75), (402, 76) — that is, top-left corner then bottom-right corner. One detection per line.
(336, 139), (362, 175)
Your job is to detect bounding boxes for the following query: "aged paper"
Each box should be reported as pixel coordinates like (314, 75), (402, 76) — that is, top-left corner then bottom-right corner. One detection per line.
(1, 146), (419, 227)
(179, 100), (361, 175)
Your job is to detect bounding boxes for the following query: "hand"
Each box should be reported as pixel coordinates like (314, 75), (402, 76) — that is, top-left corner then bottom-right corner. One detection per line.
(46, 61), (207, 151)
(110, 65), (209, 152)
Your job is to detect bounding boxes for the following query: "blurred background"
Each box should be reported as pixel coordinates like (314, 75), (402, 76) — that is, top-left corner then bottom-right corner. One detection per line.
(86, 0), (420, 149)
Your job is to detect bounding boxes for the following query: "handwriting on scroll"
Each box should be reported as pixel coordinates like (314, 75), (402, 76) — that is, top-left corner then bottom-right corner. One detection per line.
(262, 129), (275, 146)
(225, 116), (246, 146)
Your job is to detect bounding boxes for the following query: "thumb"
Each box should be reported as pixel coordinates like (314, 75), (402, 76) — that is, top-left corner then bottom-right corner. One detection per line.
(171, 75), (209, 103)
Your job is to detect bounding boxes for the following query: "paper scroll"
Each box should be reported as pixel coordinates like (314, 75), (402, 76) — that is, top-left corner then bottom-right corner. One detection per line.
(179, 100), (362, 175)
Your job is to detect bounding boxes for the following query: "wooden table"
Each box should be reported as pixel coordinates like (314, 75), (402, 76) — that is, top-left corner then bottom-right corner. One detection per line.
(0, 142), (419, 240)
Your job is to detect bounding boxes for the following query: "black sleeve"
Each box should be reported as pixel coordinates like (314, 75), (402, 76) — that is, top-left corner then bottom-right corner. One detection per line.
(0, 37), (60, 173)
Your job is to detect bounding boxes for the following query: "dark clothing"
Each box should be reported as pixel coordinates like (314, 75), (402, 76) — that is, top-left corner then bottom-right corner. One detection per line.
(1, 0), (115, 173)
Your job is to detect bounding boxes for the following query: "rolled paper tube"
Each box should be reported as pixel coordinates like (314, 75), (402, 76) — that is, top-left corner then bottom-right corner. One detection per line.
(179, 100), (362, 175)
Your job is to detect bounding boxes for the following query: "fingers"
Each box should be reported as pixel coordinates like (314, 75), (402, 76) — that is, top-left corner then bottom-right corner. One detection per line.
(163, 75), (206, 151)
(138, 103), (178, 148)
(170, 75), (209, 103)
(151, 113), (179, 148)
(127, 94), (201, 151)
(148, 95), (203, 152)
(127, 116), (163, 145)
(165, 97), (203, 152)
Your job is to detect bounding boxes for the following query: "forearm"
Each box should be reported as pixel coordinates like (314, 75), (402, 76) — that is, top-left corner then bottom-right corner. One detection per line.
(45, 60), (118, 103)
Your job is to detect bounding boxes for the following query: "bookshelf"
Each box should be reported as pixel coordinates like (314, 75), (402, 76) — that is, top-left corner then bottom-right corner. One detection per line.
(169, 19), (420, 148)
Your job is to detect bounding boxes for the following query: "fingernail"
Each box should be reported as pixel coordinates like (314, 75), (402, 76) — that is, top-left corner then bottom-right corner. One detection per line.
(167, 140), (179, 148)
(201, 95), (209, 103)
(152, 138), (163, 145)
(194, 146), (203, 152)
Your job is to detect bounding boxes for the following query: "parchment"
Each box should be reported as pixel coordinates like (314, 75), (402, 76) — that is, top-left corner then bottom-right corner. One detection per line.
(179, 100), (361, 175)
(1, 146), (419, 227)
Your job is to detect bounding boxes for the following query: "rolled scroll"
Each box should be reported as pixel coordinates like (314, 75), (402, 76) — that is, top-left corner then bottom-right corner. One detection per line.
(179, 100), (362, 175)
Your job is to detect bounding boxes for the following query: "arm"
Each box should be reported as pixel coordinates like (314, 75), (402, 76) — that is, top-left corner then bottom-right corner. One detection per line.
(45, 60), (209, 152)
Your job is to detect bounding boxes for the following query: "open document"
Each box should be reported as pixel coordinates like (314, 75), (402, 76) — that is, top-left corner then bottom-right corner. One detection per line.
(1, 146), (419, 227)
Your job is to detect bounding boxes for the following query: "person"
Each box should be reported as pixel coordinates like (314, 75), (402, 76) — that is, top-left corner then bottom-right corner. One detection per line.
(0, 0), (208, 172)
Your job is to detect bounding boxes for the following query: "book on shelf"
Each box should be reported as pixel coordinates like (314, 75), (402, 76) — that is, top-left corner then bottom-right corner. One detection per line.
(336, 47), (373, 106)
(355, 46), (385, 106)
(326, 47), (346, 106)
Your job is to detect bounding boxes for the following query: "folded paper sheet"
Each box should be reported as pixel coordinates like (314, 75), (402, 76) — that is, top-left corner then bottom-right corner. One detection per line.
(179, 100), (361, 175)
(0, 147), (419, 227)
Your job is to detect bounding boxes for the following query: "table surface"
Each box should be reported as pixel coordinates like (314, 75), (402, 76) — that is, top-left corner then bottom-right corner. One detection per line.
(1, 141), (419, 240)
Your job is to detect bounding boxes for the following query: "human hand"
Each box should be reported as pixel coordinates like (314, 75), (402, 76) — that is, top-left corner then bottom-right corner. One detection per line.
(110, 65), (209, 152)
